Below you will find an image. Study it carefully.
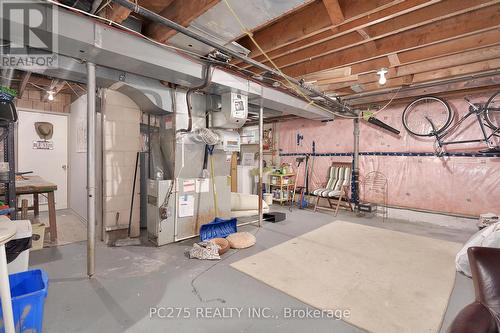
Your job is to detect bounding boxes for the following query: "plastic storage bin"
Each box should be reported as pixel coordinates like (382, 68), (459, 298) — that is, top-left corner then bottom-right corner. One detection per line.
(0, 269), (49, 333)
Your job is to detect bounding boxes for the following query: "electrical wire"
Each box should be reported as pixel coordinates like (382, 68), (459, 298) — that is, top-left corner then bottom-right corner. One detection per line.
(65, 81), (82, 97)
(28, 82), (50, 91)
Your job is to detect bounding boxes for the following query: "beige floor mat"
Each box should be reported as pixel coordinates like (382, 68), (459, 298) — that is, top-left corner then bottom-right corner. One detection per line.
(231, 221), (462, 333)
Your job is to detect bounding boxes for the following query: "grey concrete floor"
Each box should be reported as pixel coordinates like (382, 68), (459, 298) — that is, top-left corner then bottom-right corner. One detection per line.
(29, 207), (477, 333)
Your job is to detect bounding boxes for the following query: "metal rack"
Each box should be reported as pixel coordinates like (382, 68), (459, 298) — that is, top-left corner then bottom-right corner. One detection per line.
(1, 123), (16, 219)
(270, 173), (295, 205)
(360, 171), (388, 221)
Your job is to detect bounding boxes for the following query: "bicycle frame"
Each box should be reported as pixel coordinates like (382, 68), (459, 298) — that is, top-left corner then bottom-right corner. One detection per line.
(427, 101), (500, 149)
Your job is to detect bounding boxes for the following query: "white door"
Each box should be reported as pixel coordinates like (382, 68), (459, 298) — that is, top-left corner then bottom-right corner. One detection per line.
(17, 110), (68, 210)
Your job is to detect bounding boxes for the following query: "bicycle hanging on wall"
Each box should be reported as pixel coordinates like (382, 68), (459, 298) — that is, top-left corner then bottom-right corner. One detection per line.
(401, 91), (500, 156)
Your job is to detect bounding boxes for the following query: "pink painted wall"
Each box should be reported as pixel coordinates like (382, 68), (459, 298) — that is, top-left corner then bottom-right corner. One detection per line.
(278, 92), (500, 216)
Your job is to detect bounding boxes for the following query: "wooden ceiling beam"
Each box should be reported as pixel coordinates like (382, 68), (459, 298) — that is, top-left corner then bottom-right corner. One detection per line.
(284, 4), (500, 77)
(236, 0), (404, 61)
(234, 0), (437, 67)
(348, 28), (500, 75)
(349, 45), (500, 86)
(344, 75), (500, 105)
(250, 0), (498, 71)
(330, 64), (500, 96)
(18, 71), (31, 98)
(411, 59), (500, 83)
(145, 0), (219, 43)
(322, 0), (345, 25)
(305, 29), (500, 85)
(320, 43), (500, 94)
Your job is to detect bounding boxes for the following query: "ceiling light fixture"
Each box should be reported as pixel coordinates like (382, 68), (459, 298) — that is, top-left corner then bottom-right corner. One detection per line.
(377, 68), (388, 85)
(47, 91), (55, 101)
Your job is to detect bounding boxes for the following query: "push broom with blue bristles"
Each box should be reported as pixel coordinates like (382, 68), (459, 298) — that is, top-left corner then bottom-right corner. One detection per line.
(199, 146), (237, 241)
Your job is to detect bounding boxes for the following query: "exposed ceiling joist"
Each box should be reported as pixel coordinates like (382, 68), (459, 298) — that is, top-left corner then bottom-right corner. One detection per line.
(18, 71), (31, 98)
(236, 0), (402, 60)
(322, 0), (344, 25)
(387, 54), (401, 67)
(284, 4), (500, 77)
(244, 0), (499, 72)
(337, 45), (500, 87)
(347, 28), (500, 76)
(412, 59), (500, 84)
(345, 74), (500, 105)
(234, 0), (437, 66)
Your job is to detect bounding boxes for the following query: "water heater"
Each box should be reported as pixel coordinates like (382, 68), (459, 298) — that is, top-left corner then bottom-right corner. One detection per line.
(212, 92), (248, 129)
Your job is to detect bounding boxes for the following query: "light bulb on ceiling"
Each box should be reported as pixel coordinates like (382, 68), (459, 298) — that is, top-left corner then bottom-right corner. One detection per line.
(377, 68), (388, 85)
(47, 91), (55, 101)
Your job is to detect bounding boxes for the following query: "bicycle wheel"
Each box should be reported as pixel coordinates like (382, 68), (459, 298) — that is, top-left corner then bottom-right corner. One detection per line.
(402, 96), (452, 137)
(485, 91), (500, 130)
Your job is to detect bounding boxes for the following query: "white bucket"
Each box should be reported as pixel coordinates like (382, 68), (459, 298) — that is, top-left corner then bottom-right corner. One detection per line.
(7, 220), (32, 274)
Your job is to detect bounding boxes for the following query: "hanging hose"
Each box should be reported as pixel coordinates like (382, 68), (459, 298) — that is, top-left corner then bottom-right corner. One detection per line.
(177, 64), (213, 133)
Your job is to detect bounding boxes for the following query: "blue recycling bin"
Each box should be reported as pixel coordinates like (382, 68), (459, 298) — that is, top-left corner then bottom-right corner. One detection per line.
(0, 269), (49, 333)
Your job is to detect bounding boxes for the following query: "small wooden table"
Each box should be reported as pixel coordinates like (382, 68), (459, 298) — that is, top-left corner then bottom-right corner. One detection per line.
(15, 176), (58, 242)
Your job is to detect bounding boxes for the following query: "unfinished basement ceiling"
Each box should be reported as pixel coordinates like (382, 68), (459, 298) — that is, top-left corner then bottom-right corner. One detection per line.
(97, 0), (500, 107)
(231, 0), (500, 103)
(168, 0), (313, 56)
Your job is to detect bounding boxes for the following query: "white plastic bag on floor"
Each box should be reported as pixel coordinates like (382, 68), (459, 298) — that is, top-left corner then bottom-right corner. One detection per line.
(456, 222), (500, 277)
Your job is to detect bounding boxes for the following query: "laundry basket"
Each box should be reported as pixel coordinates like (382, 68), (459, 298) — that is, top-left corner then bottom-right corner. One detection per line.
(0, 269), (49, 333)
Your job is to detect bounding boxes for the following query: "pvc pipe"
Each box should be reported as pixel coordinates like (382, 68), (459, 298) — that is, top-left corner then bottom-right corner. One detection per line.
(110, 0), (349, 115)
(87, 62), (96, 278)
(0, 244), (15, 333)
(258, 87), (264, 227)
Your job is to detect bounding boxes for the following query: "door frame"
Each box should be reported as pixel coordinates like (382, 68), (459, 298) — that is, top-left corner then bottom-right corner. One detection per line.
(15, 107), (70, 210)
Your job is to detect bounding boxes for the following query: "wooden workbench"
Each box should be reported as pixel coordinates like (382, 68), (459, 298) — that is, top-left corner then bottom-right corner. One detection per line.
(14, 176), (58, 242)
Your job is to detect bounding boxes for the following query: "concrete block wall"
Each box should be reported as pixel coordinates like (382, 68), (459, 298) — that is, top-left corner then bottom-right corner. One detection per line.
(102, 89), (141, 238)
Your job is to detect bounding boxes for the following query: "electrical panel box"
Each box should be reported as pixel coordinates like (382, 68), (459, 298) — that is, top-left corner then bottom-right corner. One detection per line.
(212, 92), (248, 129)
(215, 130), (241, 152)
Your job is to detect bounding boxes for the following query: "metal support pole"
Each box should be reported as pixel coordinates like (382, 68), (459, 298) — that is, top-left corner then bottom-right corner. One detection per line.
(87, 62), (96, 277)
(352, 113), (360, 207)
(258, 87), (264, 227)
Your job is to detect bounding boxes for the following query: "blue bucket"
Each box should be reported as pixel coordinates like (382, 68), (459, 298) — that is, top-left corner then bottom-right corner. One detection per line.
(0, 269), (49, 333)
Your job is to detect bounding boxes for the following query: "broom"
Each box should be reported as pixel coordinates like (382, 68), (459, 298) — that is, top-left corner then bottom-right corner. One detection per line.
(199, 146), (236, 241)
(114, 152), (141, 247)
